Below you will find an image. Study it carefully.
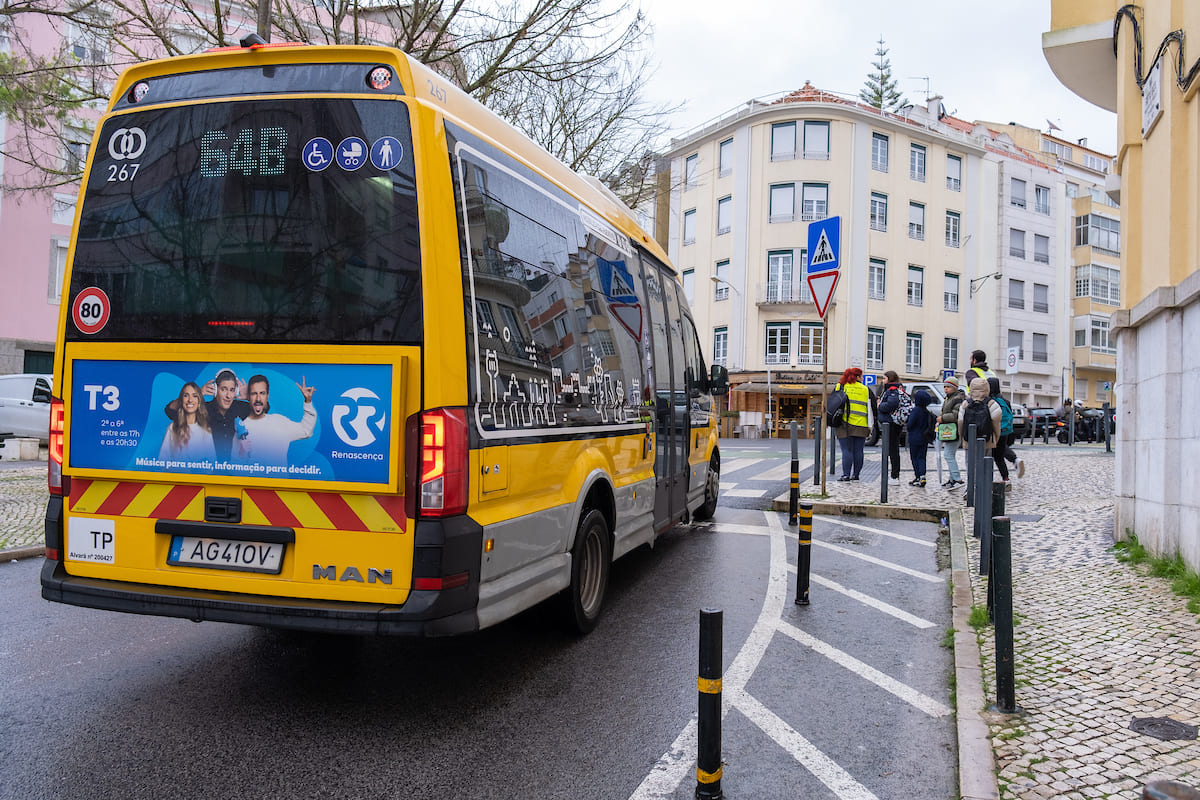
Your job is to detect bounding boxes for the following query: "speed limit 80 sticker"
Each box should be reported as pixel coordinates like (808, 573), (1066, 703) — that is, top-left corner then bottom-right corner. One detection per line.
(72, 287), (111, 335)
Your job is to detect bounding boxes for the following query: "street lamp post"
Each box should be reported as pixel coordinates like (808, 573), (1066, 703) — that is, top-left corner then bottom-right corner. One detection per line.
(711, 276), (751, 434)
(969, 271), (1002, 297)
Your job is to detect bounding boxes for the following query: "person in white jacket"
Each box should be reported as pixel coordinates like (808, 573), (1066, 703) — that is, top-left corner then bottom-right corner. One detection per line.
(237, 375), (317, 465)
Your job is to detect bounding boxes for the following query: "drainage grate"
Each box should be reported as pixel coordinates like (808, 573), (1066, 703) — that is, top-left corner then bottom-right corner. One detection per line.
(1129, 717), (1199, 741)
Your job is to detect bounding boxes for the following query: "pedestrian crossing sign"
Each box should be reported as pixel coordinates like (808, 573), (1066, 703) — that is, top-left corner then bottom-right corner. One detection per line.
(806, 216), (840, 317)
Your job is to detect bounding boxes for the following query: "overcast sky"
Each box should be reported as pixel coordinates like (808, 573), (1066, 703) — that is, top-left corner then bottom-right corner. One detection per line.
(639, 0), (1118, 154)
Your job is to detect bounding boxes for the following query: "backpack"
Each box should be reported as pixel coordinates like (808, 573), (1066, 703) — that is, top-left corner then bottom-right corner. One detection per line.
(890, 389), (914, 426)
(961, 398), (994, 441)
(996, 396), (1014, 436)
(826, 387), (848, 429)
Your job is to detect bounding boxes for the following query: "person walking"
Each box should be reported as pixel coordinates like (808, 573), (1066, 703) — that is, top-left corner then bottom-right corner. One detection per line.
(905, 389), (936, 487)
(987, 376), (1024, 487)
(876, 371), (910, 484)
(833, 367), (875, 481)
(965, 349), (998, 385)
(959, 377), (1003, 499)
(938, 375), (966, 487)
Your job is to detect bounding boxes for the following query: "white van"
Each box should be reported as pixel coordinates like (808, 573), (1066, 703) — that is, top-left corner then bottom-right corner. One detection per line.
(0, 374), (53, 442)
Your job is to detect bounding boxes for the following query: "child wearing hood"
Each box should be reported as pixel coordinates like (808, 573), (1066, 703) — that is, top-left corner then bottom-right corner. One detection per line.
(905, 388), (937, 487)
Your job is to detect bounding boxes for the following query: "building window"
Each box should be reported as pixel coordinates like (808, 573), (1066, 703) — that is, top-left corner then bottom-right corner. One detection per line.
(1089, 316), (1114, 353)
(1066, 181), (1079, 198)
(713, 327), (728, 366)
(685, 154), (698, 190)
(1074, 214), (1120, 254)
(52, 194), (76, 226)
(552, 314), (569, 339)
(803, 121), (830, 159)
(1008, 329), (1024, 359)
(1033, 283), (1049, 313)
(945, 211), (960, 247)
(49, 239), (69, 302)
(1034, 233), (1050, 263)
(907, 265), (924, 307)
(944, 273), (960, 312)
(769, 183), (795, 223)
(1035, 185), (1050, 214)
(801, 183), (828, 221)
(866, 328), (885, 370)
(868, 259), (886, 300)
(872, 133), (889, 172)
(499, 305), (526, 344)
(719, 138), (734, 177)
(908, 203), (925, 240)
(1084, 154), (1110, 173)
(946, 154), (962, 191)
(1009, 279), (1025, 310)
(593, 329), (617, 357)
(63, 132), (90, 175)
(1009, 228), (1025, 258)
(683, 209), (696, 245)
(682, 269), (695, 303)
(766, 322), (791, 365)
(869, 193), (888, 231)
(475, 299), (497, 336)
(714, 260), (730, 300)
(944, 337), (959, 372)
(796, 323), (824, 366)
(767, 250), (793, 303)
(1043, 139), (1073, 161)
(905, 333), (922, 374)
(1032, 333), (1048, 363)
(771, 122), (796, 161)
(716, 195), (732, 235)
(1074, 264), (1121, 305)
(1010, 178), (1026, 208)
(910, 144), (926, 182)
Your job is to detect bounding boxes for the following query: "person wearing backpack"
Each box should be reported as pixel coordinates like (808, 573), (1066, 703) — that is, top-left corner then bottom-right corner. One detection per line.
(987, 376), (1025, 487)
(958, 377), (1002, 459)
(905, 389), (937, 487)
(876, 370), (908, 484)
(938, 375), (966, 488)
(832, 367), (875, 481)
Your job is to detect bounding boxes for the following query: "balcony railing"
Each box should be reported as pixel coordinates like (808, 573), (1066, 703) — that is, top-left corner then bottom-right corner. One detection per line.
(909, 223), (924, 240)
(758, 281), (814, 305)
(946, 177), (961, 191)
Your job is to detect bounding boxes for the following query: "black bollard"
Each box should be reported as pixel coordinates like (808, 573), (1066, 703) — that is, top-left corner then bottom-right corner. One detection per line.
(973, 450), (991, 544)
(1144, 780), (1200, 799)
(828, 423), (837, 475)
(1103, 401), (1112, 453)
(965, 423), (978, 501)
(990, 517), (1019, 714)
(880, 423), (889, 504)
(985, 479), (1006, 616)
(795, 503), (812, 605)
(789, 421), (799, 526)
(812, 425), (822, 486)
(696, 609), (724, 799)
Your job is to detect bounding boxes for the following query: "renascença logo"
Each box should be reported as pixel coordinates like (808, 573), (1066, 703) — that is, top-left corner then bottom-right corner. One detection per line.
(108, 128), (147, 161)
(331, 388), (387, 447)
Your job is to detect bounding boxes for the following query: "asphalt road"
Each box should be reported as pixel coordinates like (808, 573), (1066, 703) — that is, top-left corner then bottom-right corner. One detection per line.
(2, 453), (956, 800)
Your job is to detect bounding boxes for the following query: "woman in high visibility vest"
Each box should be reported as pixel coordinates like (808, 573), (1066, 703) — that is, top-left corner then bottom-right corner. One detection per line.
(834, 367), (875, 481)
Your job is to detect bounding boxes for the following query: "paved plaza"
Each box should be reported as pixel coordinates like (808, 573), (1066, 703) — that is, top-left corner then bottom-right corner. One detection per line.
(2, 441), (1198, 799)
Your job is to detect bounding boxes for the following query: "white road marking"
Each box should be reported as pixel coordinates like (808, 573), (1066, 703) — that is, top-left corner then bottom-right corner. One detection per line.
(724, 489), (767, 498)
(787, 568), (936, 629)
(814, 540), (944, 583)
(719, 458), (760, 475)
(775, 620), (952, 718)
(747, 461), (796, 481)
(821, 516), (936, 548)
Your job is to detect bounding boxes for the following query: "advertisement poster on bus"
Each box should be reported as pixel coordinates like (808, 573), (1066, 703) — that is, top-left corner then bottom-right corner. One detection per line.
(69, 360), (394, 484)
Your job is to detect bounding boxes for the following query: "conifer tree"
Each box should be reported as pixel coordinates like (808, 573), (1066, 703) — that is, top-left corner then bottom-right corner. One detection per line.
(859, 38), (907, 112)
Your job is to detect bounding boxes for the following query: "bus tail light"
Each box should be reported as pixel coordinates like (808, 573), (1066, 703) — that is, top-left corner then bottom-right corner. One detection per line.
(405, 408), (468, 518)
(48, 398), (66, 496)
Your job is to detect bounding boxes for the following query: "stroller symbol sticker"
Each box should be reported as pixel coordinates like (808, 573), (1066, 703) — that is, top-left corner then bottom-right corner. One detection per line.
(336, 137), (367, 171)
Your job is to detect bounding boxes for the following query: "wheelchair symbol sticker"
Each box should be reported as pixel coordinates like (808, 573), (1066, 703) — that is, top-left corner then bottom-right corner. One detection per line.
(337, 137), (368, 171)
(303, 138), (333, 172)
(370, 137), (403, 171)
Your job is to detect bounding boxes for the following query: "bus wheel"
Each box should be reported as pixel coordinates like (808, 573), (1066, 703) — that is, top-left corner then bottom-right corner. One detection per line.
(563, 508), (611, 634)
(694, 454), (720, 521)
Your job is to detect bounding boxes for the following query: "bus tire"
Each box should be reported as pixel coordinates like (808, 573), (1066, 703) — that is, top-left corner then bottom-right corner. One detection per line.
(563, 508), (611, 634)
(694, 453), (720, 521)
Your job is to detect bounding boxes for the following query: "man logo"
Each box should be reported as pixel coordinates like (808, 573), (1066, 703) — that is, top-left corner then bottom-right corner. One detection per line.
(108, 127), (147, 161)
(331, 388), (387, 447)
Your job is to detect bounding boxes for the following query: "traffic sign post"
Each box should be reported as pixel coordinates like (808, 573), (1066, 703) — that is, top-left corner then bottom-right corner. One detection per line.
(806, 216), (840, 498)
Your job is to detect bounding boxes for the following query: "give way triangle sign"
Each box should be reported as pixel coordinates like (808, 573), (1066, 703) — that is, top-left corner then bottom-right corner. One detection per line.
(806, 215), (840, 318)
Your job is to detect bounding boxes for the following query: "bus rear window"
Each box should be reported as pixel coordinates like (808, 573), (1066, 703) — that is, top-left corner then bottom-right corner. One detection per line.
(67, 98), (421, 343)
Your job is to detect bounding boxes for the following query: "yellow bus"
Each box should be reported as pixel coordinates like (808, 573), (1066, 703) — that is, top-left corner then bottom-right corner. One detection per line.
(41, 42), (728, 635)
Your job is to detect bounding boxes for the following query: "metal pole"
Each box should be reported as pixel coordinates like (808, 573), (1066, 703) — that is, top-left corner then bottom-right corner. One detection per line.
(1103, 400), (1112, 453)
(789, 421), (799, 525)
(985, 479), (1006, 615)
(965, 423), (977, 502)
(991, 517), (1019, 714)
(795, 503), (812, 605)
(828, 423), (837, 476)
(812, 424), (821, 486)
(696, 609), (724, 800)
(973, 448), (991, 543)
(880, 423), (889, 504)
(766, 367), (772, 440)
(934, 436), (943, 488)
(821, 321), (830, 493)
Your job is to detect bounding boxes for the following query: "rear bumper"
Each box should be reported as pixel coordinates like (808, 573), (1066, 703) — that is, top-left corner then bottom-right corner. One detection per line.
(41, 495), (485, 636)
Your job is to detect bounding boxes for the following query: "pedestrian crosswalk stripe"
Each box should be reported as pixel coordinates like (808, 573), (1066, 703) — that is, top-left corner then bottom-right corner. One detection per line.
(810, 229), (836, 266)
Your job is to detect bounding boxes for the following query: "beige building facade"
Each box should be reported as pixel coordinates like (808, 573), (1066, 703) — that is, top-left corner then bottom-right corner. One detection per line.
(1045, 2), (1200, 569)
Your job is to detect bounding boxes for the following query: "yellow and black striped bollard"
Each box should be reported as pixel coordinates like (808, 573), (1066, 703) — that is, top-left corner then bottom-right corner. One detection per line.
(696, 608), (724, 799)
(795, 502), (812, 606)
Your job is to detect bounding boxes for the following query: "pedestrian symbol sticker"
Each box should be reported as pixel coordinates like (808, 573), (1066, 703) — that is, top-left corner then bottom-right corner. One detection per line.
(303, 138), (333, 172)
(810, 230), (836, 268)
(370, 137), (403, 171)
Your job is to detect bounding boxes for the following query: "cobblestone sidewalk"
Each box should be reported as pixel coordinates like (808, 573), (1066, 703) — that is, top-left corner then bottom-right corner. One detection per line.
(0, 465), (46, 551)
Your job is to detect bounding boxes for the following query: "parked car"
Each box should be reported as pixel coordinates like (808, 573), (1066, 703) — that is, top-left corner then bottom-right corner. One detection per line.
(0, 373), (53, 443)
(1011, 402), (1029, 436)
(1027, 408), (1058, 439)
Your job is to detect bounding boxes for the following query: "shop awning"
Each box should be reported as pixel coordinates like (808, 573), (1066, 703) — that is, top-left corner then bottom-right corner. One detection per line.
(733, 382), (820, 395)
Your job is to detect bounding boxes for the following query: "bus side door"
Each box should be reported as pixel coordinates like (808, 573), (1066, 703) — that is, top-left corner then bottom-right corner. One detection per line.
(642, 256), (688, 530)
